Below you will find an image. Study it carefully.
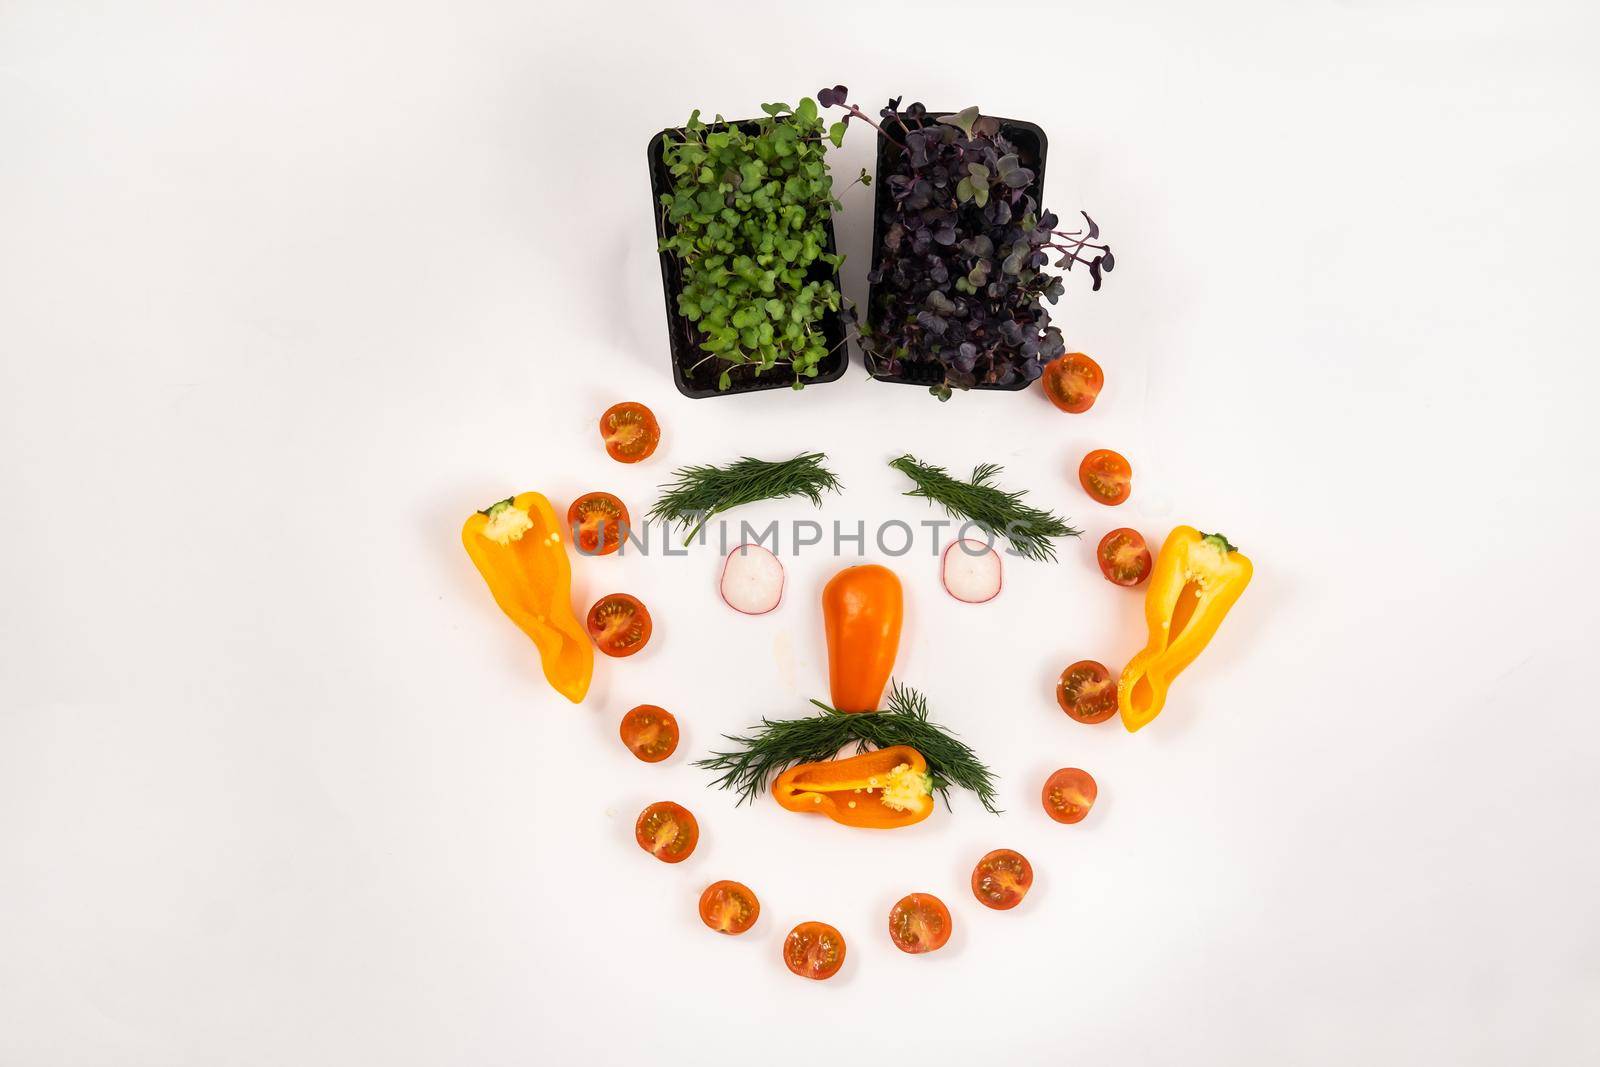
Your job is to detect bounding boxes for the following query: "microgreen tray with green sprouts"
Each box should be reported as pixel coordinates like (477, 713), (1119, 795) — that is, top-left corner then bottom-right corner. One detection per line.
(649, 99), (850, 398)
(818, 88), (1115, 401)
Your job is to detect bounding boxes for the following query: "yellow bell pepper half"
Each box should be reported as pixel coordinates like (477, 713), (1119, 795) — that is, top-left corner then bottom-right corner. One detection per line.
(1119, 526), (1252, 732)
(462, 492), (593, 703)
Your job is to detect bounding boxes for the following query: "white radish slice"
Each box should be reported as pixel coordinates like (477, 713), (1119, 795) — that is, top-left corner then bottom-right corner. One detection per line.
(719, 543), (785, 615)
(941, 539), (1002, 603)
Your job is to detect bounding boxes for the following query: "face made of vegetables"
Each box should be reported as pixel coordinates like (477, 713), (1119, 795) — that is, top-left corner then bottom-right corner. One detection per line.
(696, 561), (1000, 818)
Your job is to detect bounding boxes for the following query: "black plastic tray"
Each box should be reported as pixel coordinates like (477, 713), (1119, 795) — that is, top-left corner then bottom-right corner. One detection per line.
(648, 120), (849, 399)
(865, 112), (1048, 391)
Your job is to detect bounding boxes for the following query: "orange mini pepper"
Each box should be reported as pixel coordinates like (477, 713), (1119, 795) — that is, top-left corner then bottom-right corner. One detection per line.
(1118, 526), (1252, 732)
(462, 492), (593, 703)
(822, 564), (903, 713)
(772, 745), (934, 829)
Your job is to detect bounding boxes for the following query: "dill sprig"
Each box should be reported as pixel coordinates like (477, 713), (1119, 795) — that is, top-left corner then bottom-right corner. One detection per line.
(694, 682), (1001, 814)
(649, 452), (841, 544)
(888, 453), (1079, 563)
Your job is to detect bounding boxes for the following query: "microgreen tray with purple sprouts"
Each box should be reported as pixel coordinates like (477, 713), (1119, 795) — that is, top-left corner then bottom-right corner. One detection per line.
(819, 86), (1114, 401)
(650, 99), (849, 397)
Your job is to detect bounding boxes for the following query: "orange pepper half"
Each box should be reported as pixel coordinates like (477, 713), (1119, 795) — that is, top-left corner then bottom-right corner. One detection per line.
(822, 564), (903, 713)
(462, 492), (593, 703)
(772, 746), (934, 829)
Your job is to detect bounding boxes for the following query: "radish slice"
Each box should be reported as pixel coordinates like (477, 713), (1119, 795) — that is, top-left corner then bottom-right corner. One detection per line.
(720, 543), (785, 615)
(942, 539), (1002, 603)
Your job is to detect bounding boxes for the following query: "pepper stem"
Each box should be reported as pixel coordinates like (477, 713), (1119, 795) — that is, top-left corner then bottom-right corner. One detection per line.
(1200, 531), (1238, 553)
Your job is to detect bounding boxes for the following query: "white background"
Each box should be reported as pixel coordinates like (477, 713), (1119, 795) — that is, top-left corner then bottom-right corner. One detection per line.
(3, 2), (1598, 1064)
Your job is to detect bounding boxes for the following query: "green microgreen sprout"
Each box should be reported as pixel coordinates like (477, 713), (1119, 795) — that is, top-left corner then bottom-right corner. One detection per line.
(658, 98), (846, 391)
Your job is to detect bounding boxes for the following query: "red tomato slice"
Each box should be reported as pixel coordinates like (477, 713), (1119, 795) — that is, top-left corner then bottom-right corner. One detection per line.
(1042, 767), (1098, 824)
(1041, 352), (1104, 413)
(586, 593), (652, 657)
(619, 704), (678, 763)
(1056, 660), (1117, 724)
(783, 921), (846, 980)
(635, 801), (697, 863)
(888, 893), (952, 954)
(599, 402), (660, 463)
(1097, 527), (1151, 586)
(567, 492), (630, 556)
(699, 881), (760, 935)
(971, 848), (1034, 911)
(1079, 449), (1132, 505)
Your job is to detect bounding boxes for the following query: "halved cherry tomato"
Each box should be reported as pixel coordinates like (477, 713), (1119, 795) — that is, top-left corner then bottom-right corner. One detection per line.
(635, 801), (697, 863)
(1041, 352), (1104, 413)
(1079, 448), (1131, 505)
(971, 848), (1034, 911)
(619, 704), (678, 762)
(1097, 527), (1151, 586)
(587, 593), (652, 657)
(783, 921), (846, 980)
(699, 881), (760, 935)
(1057, 660), (1117, 724)
(567, 492), (630, 556)
(599, 402), (660, 463)
(1042, 767), (1098, 824)
(888, 893), (952, 954)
